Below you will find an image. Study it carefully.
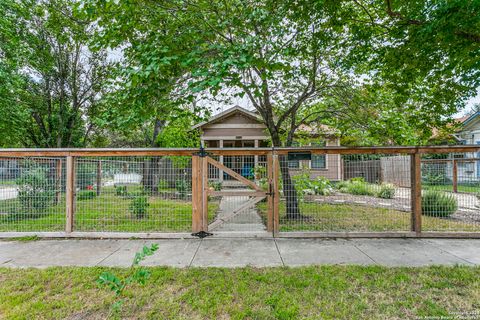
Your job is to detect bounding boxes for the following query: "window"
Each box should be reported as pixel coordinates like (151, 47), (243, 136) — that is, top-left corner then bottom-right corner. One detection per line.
(311, 154), (326, 169)
(310, 141), (326, 169)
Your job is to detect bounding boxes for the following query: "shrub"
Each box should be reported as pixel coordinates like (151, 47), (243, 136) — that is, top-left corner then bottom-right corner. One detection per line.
(349, 177), (366, 183)
(421, 191), (458, 217)
(16, 167), (54, 213)
(157, 179), (170, 190)
(377, 184), (396, 199)
(129, 196), (149, 219)
(338, 180), (376, 196)
(77, 190), (97, 201)
(115, 185), (127, 196)
(175, 179), (191, 199)
(311, 176), (333, 196)
(208, 181), (222, 191)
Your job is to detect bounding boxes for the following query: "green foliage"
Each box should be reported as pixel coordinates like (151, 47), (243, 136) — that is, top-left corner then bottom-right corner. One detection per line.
(0, 0), (111, 148)
(293, 171), (333, 200)
(175, 179), (191, 200)
(377, 184), (396, 199)
(77, 190), (97, 201)
(208, 181), (222, 191)
(129, 196), (149, 219)
(422, 191), (458, 217)
(115, 186), (127, 197)
(337, 180), (376, 196)
(16, 167), (54, 214)
(157, 179), (170, 190)
(97, 243), (159, 312)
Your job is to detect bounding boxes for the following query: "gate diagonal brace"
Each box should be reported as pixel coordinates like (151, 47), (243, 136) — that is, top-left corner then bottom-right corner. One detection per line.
(191, 231), (213, 238)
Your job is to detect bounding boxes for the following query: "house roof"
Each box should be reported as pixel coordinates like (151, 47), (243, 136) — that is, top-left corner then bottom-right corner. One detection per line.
(191, 105), (262, 130)
(192, 105), (339, 137)
(459, 111), (480, 128)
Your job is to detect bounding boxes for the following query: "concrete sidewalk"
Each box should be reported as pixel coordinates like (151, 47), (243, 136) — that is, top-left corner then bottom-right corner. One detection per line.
(1, 238), (479, 268)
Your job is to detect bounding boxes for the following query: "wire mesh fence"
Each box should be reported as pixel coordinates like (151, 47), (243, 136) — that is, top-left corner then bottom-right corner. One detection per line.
(276, 153), (412, 233)
(421, 152), (480, 232)
(0, 147), (479, 237)
(74, 156), (194, 232)
(0, 157), (65, 232)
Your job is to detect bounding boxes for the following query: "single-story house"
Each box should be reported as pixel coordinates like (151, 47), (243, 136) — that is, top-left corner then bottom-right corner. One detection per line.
(192, 106), (342, 182)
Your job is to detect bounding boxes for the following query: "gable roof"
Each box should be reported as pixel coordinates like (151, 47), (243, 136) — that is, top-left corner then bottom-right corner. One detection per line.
(192, 105), (263, 130)
(460, 111), (480, 129)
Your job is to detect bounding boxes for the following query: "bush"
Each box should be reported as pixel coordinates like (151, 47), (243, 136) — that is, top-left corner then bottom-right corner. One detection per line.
(115, 186), (127, 197)
(421, 191), (458, 217)
(377, 184), (396, 199)
(311, 176), (333, 196)
(16, 167), (54, 213)
(208, 181), (222, 191)
(157, 179), (170, 190)
(77, 190), (97, 201)
(129, 196), (149, 219)
(175, 179), (191, 199)
(338, 180), (376, 196)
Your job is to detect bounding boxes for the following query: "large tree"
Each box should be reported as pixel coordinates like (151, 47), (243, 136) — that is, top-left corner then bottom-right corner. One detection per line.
(0, 0), (111, 147)
(83, 0), (479, 217)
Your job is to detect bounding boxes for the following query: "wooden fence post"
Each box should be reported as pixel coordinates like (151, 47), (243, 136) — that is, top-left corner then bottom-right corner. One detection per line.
(267, 153), (274, 232)
(452, 159), (458, 193)
(411, 152), (422, 235)
(66, 156), (76, 233)
(272, 153), (280, 236)
(202, 155), (209, 231)
(191, 155), (202, 232)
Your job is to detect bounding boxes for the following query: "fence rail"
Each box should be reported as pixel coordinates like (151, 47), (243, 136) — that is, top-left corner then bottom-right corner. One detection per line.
(1, 146), (480, 238)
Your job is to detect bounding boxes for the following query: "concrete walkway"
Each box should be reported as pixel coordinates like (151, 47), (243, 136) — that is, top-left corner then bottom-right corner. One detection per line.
(213, 192), (266, 232)
(1, 238), (479, 268)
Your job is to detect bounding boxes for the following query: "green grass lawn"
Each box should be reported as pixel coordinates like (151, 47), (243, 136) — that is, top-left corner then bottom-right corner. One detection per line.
(257, 201), (480, 232)
(0, 189), (219, 232)
(423, 184), (480, 194)
(0, 266), (478, 319)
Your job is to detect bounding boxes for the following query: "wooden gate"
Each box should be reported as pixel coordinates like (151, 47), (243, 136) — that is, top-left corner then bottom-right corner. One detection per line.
(191, 153), (279, 236)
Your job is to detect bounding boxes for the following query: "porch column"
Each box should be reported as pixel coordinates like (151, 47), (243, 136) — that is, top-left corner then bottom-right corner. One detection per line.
(254, 139), (259, 168)
(254, 140), (259, 182)
(219, 139), (224, 183)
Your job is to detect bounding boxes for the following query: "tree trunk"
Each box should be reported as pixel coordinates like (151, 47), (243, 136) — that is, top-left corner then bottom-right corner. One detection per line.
(270, 130), (301, 219)
(142, 119), (166, 194)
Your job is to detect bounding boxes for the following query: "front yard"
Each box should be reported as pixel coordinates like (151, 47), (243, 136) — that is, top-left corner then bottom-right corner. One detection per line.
(0, 265), (479, 319)
(257, 201), (480, 232)
(0, 188), (219, 232)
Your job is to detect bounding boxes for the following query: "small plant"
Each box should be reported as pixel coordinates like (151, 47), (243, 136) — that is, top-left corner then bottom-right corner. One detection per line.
(175, 179), (191, 199)
(129, 196), (149, 219)
(338, 180), (375, 196)
(421, 190), (458, 217)
(377, 184), (396, 199)
(208, 181), (222, 191)
(97, 243), (159, 313)
(311, 176), (333, 196)
(16, 167), (54, 214)
(77, 190), (97, 201)
(115, 185), (127, 196)
(157, 179), (170, 190)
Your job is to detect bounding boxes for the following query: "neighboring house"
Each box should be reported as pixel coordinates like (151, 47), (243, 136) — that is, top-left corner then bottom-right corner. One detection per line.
(192, 106), (342, 182)
(452, 112), (480, 179)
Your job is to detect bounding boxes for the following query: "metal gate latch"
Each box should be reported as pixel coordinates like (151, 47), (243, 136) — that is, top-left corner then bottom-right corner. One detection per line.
(191, 231), (213, 238)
